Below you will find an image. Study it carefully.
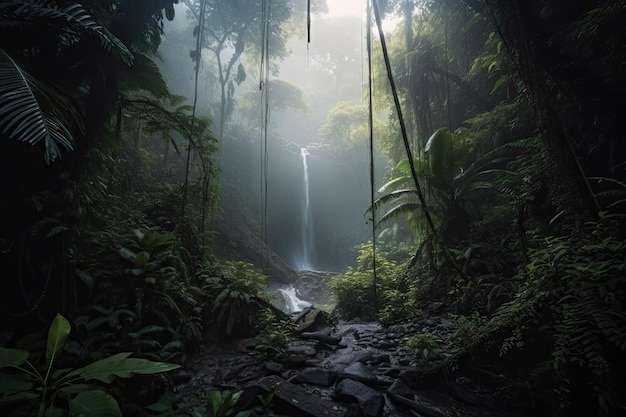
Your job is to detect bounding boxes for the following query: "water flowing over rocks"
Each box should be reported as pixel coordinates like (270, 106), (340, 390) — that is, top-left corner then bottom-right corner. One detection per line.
(176, 307), (536, 417)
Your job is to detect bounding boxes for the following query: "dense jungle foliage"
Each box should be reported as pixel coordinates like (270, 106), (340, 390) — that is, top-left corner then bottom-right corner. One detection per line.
(0, 0), (624, 416)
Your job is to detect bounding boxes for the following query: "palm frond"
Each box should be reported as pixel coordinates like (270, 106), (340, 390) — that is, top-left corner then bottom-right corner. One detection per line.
(0, 48), (83, 164)
(6, 1), (134, 65)
(120, 53), (169, 97)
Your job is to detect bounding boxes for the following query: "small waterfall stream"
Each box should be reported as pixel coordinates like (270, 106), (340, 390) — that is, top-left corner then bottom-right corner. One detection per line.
(278, 285), (312, 313)
(297, 147), (315, 270)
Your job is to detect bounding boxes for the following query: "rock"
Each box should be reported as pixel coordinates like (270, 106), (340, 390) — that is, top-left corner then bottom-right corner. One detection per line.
(247, 375), (349, 417)
(333, 348), (373, 365)
(339, 362), (377, 386)
(373, 340), (395, 349)
(171, 369), (192, 385)
(287, 340), (318, 357)
(292, 367), (336, 386)
(265, 361), (284, 374)
(387, 379), (414, 400)
(368, 353), (390, 364)
(283, 354), (308, 369)
(294, 308), (327, 333)
(332, 379), (384, 417)
(387, 379), (450, 417)
(449, 377), (485, 406)
(300, 327), (342, 345)
(374, 375), (394, 386)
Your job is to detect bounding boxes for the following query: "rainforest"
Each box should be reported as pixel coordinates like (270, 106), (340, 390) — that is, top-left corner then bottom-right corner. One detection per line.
(0, 0), (624, 416)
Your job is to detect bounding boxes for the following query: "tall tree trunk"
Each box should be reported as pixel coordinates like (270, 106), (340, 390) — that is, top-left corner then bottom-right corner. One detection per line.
(482, 0), (599, 230)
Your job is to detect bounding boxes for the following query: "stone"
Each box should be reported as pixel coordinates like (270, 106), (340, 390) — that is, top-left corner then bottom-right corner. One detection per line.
(292, 367), (336, 386)
(294, 308), (327, 333)
(339, 362), (378, 386)
(300, 327), (342, 345)
(265, 361), (284, 374)
(333, 348), (373, 365)
(248, 375), (349, 417)
(171, 369), (192, 385)
(369, 353), (390, 365)
(332, 378), (384, 417)
(287, 340), (318, 357)
(283, 354), (307, 369)
(387, 379), (449, 417)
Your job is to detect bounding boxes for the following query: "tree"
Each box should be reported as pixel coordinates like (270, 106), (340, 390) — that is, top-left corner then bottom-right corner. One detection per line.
(184, 0), (322, 142)
(479, 0), (626, 229)
(0, 0), (179, 320)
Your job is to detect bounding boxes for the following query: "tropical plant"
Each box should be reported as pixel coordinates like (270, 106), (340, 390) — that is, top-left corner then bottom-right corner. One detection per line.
(0, 314), (179, 417)
(330, 241), (400, 320)
(251, 308), (294, 361)
(402, 331), (442, 360)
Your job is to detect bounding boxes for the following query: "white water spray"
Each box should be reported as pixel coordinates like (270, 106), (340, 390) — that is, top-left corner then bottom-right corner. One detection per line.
(298, 147), (315, 270)
(278, 285), (312, 313)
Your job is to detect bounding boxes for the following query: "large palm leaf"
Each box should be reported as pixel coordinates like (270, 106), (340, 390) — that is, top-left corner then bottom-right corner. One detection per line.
(0, 49), (83, 164)
(1, 1), (133, 66)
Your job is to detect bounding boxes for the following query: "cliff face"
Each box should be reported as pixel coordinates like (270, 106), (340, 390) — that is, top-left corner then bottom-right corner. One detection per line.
(215, 216), (299, 284)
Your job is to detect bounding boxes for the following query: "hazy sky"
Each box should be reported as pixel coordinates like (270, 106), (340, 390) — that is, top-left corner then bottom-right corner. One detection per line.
(325, 0), (362, 18)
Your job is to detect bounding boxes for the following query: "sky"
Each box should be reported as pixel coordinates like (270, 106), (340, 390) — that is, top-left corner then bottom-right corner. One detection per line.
(325, 0), (363, 18)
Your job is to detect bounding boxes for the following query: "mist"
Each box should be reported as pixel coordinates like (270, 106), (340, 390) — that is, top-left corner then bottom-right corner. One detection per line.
(158, 2), (388, 272)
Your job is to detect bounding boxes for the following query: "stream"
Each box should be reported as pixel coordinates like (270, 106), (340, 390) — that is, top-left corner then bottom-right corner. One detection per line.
(175, 297), (536, 417)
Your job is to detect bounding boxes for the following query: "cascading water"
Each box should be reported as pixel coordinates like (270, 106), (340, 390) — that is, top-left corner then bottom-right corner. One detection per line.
(278, 285), (312, 313)
(297, 147), (315, 270)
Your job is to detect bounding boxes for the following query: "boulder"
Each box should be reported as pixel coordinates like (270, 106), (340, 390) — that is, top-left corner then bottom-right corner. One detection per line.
(300, 327), (341, 345)
(293, 307), (327, 333)
(292, 367), (337, 387)
(339, 362), (377, 386)
(245, 376), (350, 417)
(332, 379), (384, 417)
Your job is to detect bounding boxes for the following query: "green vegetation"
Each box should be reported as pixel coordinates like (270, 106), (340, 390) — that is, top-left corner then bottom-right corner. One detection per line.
(1, 0), (624, 416)
(0, 314), (179, 417)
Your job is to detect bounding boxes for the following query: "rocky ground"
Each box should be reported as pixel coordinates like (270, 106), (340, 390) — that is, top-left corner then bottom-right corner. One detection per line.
(174, 307), (537, 417)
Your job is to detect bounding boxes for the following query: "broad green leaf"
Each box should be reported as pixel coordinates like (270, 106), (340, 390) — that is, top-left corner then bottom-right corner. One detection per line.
(118, 247), (136, 262)
(58, 383), (100, 395)
(46, 314), (71, 367)
(0, 391), (38, 404)
(145, 392), (175, 412)
(207, 389), (224, 415)
(134, 251), (150, 268)
(133, 229), (145, 243)
(147, 232), (174, 250)
(43, 405), (65, 417)
(65, 353), (179, 384)
(0, 347), (29, 369)
(69, 389), (122, 417)
(0, 371), (32, 394)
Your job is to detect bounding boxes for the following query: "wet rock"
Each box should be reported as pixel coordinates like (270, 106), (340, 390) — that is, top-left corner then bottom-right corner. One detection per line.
(332, 379), (384, 417)
(373, 340), (395, 349)
(248, 375), (349, 417)
(333, 348), (373, 365)
(287, 340), (318, 357)
(449, 377), (487, 407)
(265, 361), (284, 374)
(283, 354), (307, 369)
(171, 369), (192, 385)
(339, 362), (377, 386)
(368, 353), (390, 364)
(300, 327), (341, 345)
(294, 308), (327, 333)
(293, 367), (337, 386)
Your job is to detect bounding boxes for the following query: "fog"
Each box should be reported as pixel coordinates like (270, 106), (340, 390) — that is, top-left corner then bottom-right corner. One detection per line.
(158, 1), (388, 272)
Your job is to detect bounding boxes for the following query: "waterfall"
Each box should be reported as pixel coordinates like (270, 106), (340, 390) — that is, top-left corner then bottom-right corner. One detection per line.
(278, 285), (312, 313)
(297, 147), (314, 270)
